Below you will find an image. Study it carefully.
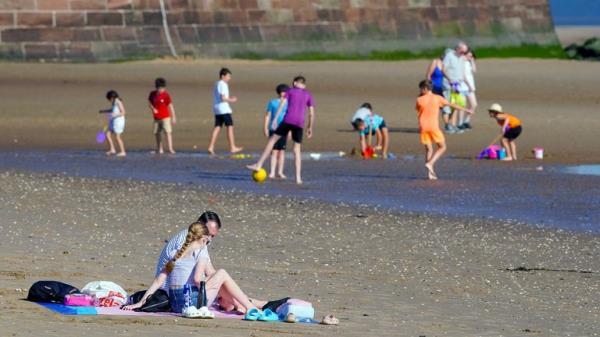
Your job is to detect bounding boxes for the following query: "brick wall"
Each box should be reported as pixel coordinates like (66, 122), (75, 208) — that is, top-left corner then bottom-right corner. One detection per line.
(0, 0), (557, 61)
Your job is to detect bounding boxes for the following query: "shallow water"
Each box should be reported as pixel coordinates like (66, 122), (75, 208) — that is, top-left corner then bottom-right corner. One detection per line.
(1, 150), (599, 233)
(563, 164), (600, 177)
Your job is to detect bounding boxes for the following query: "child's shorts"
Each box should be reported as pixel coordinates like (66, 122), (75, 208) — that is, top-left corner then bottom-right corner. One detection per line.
(214, 113), (233, 127)
(269, 130), (287, 150)
(109, 116), (125, 134)
(275, 122), (303, 144)
(450, 92), (466, 108)
(153, 118), (172, 134)
(420, 129), (445, 145)
(503, 125), (522, 140)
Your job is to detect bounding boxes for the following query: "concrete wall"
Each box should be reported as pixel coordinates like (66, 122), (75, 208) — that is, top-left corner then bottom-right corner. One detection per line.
(0, 0), (558, 61)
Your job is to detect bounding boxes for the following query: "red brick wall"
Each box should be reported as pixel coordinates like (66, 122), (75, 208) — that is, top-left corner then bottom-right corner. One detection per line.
(0, 0), (557, 61)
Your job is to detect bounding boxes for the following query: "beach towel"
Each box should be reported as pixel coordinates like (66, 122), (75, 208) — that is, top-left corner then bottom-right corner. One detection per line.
(35, 302), (319, 323)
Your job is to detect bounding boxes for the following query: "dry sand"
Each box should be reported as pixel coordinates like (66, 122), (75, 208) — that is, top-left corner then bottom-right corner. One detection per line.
(0, 171), (599, 337)
(1, 59), (600, 163)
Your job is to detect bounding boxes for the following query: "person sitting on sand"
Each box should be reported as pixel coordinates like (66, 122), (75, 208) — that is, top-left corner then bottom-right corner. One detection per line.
(416, 80), (472, 180)
(123, 218), (263, 319)
(150, 211), (285, 315)
(99, 90), (126, 157)
(488, 103), (522, 161)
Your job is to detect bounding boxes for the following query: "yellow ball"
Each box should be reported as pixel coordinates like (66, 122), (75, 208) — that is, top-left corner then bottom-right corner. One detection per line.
(252, 168), (267, 183)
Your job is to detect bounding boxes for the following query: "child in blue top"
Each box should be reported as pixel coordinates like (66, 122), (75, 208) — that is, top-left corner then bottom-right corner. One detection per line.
(263, 84), (289, 179)
(351, 103), (389, 159)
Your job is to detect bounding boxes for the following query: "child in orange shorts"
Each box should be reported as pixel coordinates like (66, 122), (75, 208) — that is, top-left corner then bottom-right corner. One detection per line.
(416, 80), (472, 179)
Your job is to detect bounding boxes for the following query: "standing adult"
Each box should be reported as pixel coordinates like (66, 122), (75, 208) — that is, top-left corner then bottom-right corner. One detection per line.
(458, 48), (477, 130)
(426, 54), (445, 97)
(442, 42), (468, 133)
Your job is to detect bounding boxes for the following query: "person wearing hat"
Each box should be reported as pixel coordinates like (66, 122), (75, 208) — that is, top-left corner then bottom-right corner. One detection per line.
(488, 103), (522, 161)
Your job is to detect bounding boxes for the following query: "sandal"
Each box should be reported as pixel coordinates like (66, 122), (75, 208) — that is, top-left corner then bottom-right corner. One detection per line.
(243, 307), (262, 321)
(182, 306), (202, 318)
(320, 314), (339, 325)
(197, 306), (214, 319)
(257, 308), (280, 322)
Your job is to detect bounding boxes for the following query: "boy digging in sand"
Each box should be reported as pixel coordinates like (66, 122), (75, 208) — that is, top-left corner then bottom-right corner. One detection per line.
(247, 76), (315, 185)
(416, 80), (471, 180)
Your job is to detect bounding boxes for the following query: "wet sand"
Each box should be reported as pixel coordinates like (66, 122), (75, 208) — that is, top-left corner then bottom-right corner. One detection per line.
(1, 150), (599, 233)
(1, 59), (600, 164)
(1, 171), (599, 337)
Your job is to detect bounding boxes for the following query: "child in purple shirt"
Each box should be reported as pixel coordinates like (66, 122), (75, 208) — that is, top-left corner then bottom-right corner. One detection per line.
(247, 76), (315, 185)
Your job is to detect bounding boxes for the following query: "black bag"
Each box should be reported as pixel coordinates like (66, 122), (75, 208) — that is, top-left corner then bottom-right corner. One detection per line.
(130, 289), (170, 312)
(27, 280), (79, 303)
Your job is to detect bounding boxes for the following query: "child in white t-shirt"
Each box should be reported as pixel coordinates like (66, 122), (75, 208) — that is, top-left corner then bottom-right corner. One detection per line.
(207, 68), (243, 155)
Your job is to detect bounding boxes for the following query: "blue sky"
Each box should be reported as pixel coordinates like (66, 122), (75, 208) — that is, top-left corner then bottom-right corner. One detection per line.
(549, 0), (600, 26)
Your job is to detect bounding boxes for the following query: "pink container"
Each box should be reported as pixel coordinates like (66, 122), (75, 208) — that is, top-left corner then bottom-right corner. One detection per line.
(64, 293), (95, 306)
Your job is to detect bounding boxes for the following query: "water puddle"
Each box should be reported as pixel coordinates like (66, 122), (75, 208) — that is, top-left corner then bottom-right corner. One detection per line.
(563, 165), (600, 176)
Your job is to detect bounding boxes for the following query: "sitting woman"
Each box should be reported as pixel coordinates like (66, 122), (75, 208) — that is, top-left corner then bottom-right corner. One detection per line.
(122, 220), (263, 319)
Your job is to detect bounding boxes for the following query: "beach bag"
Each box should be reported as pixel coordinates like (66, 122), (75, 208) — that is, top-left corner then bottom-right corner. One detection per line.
(276, 299), (315, 320)
(64, 293), (95, 306)
(129, 289), (171, 312)
(82, 281), (128, 307)
(27, 280), (79, 303)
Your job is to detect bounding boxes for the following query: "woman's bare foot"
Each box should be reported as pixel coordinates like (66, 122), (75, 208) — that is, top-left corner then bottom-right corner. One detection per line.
(105, 151), (116, 156)
(277, 173), (287, 179)
(230, 146), (243, 154)
(207, 148), (215, 155)
(269, 173), (276, 179)
(116, 152), (126, 157)
(296, 178), (303, 185)
(168, 149), (176, 155)
(501, 156), (513, 161)
(374, 145), (383, 151)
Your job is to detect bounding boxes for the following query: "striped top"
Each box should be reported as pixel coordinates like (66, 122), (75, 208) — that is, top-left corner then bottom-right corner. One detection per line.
(155, 229), (210, 290)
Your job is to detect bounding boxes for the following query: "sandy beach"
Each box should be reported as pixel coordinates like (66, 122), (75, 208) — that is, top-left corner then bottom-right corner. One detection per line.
(0, 171), (598, 337)
(1, 59), (600, 163)
(1, 59), (599, 336)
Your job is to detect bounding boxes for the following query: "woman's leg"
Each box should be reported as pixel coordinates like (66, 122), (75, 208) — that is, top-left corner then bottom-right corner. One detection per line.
(277, 150), (286, 178)
(205, 269), (255, 313)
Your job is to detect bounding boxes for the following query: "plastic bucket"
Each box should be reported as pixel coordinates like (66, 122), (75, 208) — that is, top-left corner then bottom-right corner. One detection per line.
(533, 147), (544, 159)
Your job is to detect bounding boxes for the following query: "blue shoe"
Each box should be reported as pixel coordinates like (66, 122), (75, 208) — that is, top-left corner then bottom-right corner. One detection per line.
(257, 309), (280, 322)
(244, 308), (261, 321)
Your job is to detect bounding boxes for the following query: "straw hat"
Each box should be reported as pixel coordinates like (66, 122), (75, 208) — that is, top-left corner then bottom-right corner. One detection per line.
(488, 103), (503, 113)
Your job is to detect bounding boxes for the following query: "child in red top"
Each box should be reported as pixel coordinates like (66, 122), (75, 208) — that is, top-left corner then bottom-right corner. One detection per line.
(148, 78), (177, 154)
(416, 80), (471, 180)
(488, 103), (522, 161)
